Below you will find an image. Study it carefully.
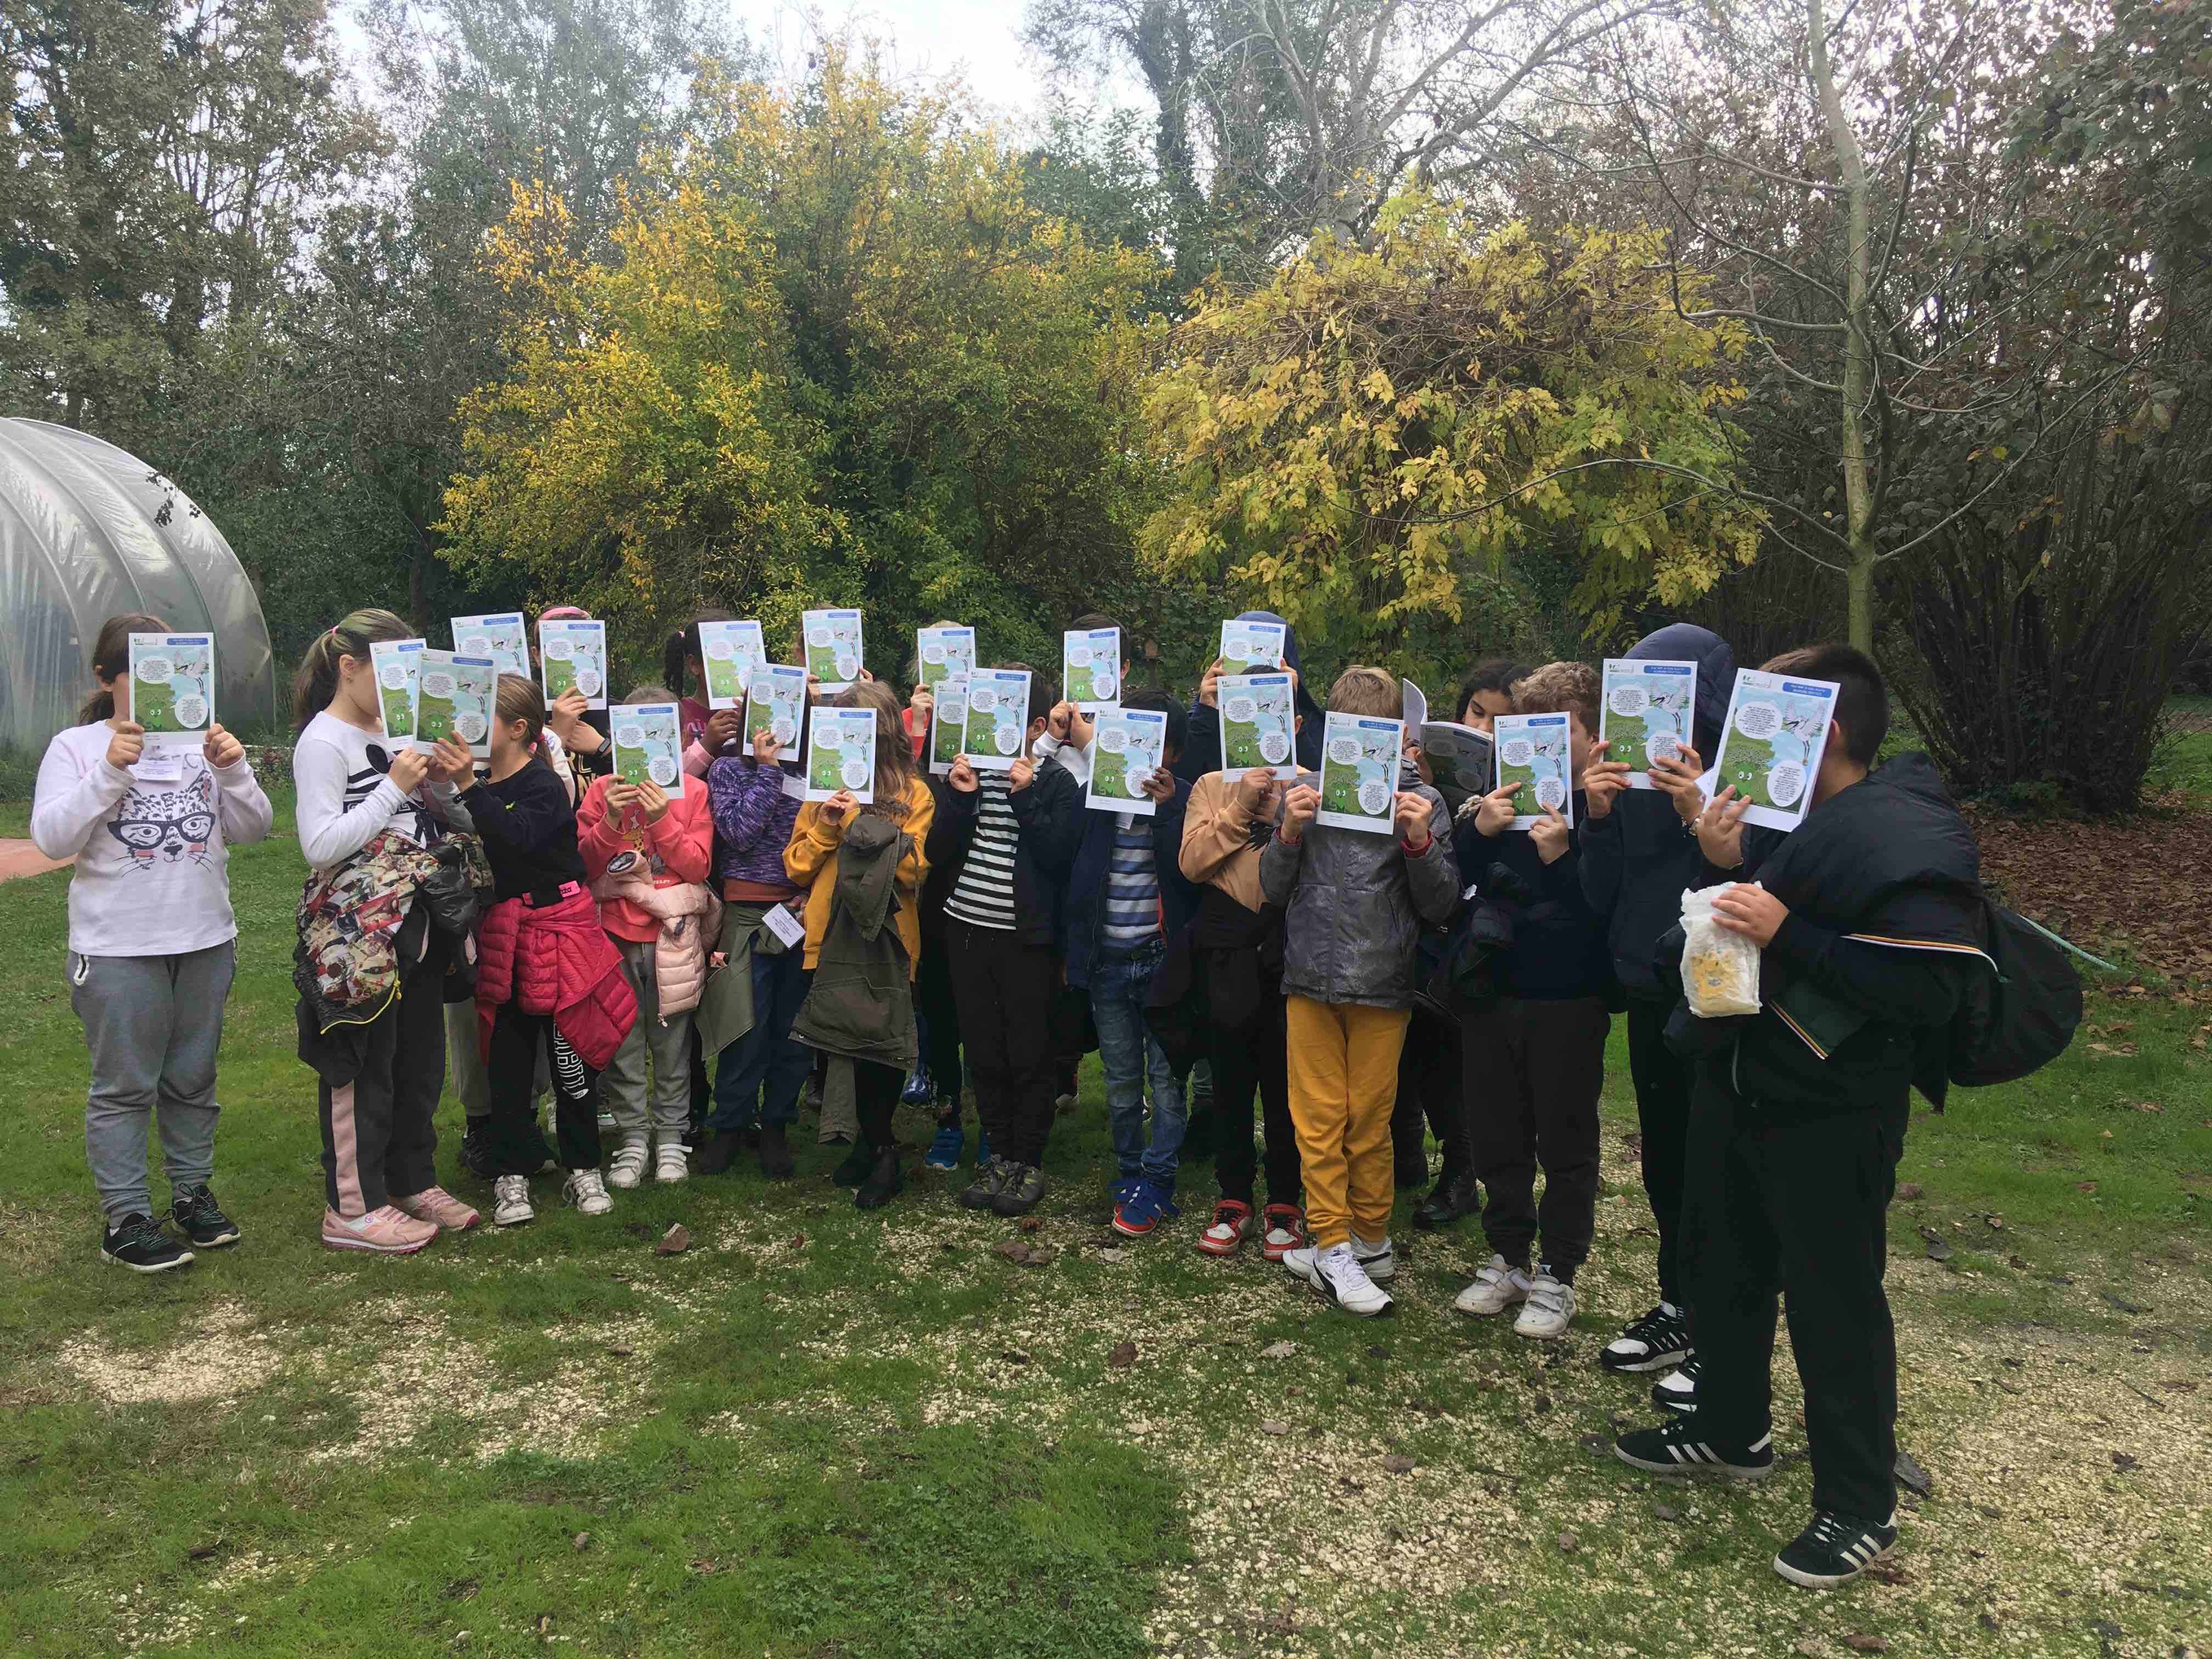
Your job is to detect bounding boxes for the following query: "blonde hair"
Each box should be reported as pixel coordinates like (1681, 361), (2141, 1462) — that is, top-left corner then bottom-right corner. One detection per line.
(1511, 661), (1600, 732)
(836, 679), (918, 819)
(1327, 665), (1400, 719)
(292, 608), (410, 730)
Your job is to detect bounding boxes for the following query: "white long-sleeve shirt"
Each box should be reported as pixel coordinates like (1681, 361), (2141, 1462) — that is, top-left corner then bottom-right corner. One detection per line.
(292, 710), (473, 872)
(31, 722), (275, 957)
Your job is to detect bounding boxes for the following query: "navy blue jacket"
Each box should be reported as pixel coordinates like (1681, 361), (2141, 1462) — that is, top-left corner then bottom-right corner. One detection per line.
(1053, 778), (1199, 990)
(1177, 610), (1327, 780)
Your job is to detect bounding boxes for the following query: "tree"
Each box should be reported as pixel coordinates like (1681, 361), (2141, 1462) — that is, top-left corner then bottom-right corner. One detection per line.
(1139, 196), (1760, 688)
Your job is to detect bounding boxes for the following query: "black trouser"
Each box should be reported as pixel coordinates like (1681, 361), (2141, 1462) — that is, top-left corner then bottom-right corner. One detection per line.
(944, 919), (1062, 1167)
(312, 945), (445, 1214)
(853, 1057), (905, 1148)
(1626, 993), (1693, 1307)
(915, 933), (963, 1111)
(687, 1025), (710, 1132)
(1392, 1001), (1469, 1172)
(1463, 995), (1610, 1278)
(1683, 1070), (1905, 1523)
(1207, 980), (1299, 1207)
(483, 1003), (603, 1174)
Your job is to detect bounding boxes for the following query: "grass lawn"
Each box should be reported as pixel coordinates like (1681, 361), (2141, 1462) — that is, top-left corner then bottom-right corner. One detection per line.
(1, 788), (2208, 1659)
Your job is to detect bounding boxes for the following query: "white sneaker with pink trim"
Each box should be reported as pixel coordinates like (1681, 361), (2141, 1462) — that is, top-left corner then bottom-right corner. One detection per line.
(393, 1187), (480, 1231)
(321, 1206), (438, 1255)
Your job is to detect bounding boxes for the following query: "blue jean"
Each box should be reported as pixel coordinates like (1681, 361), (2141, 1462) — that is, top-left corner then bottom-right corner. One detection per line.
(1091, 940), (1187, 1187)
(709, 943), (811, 1132)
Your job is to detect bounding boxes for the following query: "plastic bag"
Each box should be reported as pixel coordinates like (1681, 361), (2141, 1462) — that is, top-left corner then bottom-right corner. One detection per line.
(1681, 883), (1762, 1018)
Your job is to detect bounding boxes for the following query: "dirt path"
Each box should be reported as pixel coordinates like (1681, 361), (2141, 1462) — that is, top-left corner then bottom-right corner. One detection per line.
(0, 840), (69, 882)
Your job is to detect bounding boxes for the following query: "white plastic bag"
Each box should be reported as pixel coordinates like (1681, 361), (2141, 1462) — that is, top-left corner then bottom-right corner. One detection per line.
(1680, 883), (1762, 1018)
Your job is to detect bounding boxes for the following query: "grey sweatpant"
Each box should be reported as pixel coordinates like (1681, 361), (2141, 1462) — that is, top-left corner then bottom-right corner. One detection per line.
(71, 941), (236, 1224)
(603, 936), (695, 1143)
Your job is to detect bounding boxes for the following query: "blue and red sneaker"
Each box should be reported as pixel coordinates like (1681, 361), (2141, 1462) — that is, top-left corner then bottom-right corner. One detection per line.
(1112, 1178), (1181, 1239)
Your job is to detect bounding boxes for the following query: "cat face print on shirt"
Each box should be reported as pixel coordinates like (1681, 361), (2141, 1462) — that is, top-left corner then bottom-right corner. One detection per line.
(108, 766), (218, 870)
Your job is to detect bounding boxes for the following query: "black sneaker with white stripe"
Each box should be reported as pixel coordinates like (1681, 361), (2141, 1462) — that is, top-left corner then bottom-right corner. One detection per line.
(1600, 1304), (1690, 1374)
(1652, 1353), (1702, 1413)
(1774, 1509), (1900, 1588)
(1613, 1416), (1774, 1481)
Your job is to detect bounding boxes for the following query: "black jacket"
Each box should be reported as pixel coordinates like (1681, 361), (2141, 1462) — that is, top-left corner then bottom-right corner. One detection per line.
(1669, 753), (1989, 1111)
(923, 760), (1081, 949)
(1455, 792), (1613, 1002)
(1177, 610), (1328, 780)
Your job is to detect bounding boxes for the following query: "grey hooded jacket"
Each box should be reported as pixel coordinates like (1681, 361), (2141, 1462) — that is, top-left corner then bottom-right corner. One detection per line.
(791, 814), (918, 1068)
(1259, 770), (1459, 1009)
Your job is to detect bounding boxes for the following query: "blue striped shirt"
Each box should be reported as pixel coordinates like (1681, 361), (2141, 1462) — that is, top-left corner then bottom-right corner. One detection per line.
(1102, 814), (1160, 950)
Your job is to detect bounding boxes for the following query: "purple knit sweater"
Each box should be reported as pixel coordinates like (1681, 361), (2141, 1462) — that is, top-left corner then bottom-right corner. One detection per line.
(707, 757), (802, 896)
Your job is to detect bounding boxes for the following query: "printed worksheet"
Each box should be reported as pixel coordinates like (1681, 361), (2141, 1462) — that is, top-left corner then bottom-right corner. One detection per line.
(539, 618), (608, 709)
(1711, 668), (1839, 831)
(928, 675), (969, 776)
(1087, 706), (1169, 816)
(917, 625), (977, 689)
(369, 639), (424, 744)
(697, 619), (767, 710)
(803, 608), (864, 692)
(1062, 627), (1121, 712)
(1417, 721), (1494, 812)
(960, 668), (1032, 772)
(449, 613), (529, 678)
(806, 707), (879, 803)
(1494, 712), (1576, 831)
(417, 650), (497, 758)
(1601, 658), (1699, 786)
(128, 632), (215, 747)
(743, 662), (811, 800)
(611, 702), (683, 788)
(1218, 617), (1287, 677)
(1218, 672), (1298, 780)
(1317, 712), (1402, 835)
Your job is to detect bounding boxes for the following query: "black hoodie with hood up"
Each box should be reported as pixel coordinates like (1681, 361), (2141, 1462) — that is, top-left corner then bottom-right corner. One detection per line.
(1177, 610), (1328, 781)
(1578, 622), (1737, 996)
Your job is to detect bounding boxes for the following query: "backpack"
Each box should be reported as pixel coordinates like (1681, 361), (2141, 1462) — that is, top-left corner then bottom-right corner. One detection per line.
(1948, 895), (2083, 1088)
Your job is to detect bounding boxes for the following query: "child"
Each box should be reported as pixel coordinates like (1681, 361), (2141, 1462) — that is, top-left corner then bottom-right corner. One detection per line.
(1263, 666), (1457, 1316)
(32, 613), (275, 1271)
(579, 682), (718, 1188)
(1178, 738), (1305, 1262)
(460, 675), (637, 1225)
(784, 680), (935, 1207)
(293, 609), (483, 1253)
(1058, 690), (1198, 1237)
(662, 608), (744, 776)
(1452, 661), (1614, 1339)
(1180, 609), (1324, 778)
(1455, 657), (1525, 733)
(1578, 623), (1736, 1392)
(928, 664), (1080, 1217)
(1612, 645), (1985, 1589)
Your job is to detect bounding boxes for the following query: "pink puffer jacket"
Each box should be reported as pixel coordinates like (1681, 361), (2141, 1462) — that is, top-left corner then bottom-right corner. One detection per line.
(588, 866), (723, 1017)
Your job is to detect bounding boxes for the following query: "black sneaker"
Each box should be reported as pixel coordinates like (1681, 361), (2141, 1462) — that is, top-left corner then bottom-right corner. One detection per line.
(1653, 1353), (1702, 1413)
(100, 1213), (194, 1273)
(1412, 1166), (1477, 1231)
(831, 1137), (874, 1188)
(758, 1124), (795, 1182)
(990, 1163), (1048, 1216)
(1613, 1417), (1774, 1481)
(855, 1149), (904, 1210)
(459, 1120), (497, 1182)
(170, 1184), (241, 1249)
(1601, 1304), (1691, 1374)
(958, 1158), (1011, 1210)
(1774, 1509), (1900, 1588)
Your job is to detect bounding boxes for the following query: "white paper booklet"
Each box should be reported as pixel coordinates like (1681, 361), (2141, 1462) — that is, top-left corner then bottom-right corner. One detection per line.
(1062, 627), (1121, 712)
(1086, 706), (1170, 816)
(961, 669), (1034, 771)
(1494, 712), (1576, 830)
(1317, 712), (1402, 835)
(803, 608), (864, 691)
(449, 613), (529, 678)
(806, 706), (879, 803)
(1601, 658), (1699, 786)
(539, 617), (608, 709)
(128, 631), (216, 748)
(1711, 668), (1839, 831)
(698, 619), (767, 710)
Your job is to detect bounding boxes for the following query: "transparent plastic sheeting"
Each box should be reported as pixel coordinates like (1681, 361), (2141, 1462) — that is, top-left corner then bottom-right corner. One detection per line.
(0, 418), (276, 753)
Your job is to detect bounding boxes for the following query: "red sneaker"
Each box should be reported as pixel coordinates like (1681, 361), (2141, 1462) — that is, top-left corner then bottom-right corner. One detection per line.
(1195, 1199), (1254, 1257)
(1261, 1203), (1307, 1263)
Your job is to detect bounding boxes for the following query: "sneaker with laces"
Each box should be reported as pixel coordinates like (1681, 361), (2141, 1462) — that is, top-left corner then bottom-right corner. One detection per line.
(901, 1059), (935, 1104)
(1351, 1234), (1397, 1283)
(101, 1212), (194, 1272)
(393, 1187), (481, 1231)
(607, 1136), (650, 1190)
(1515, 1269), (1577, 1338)
(958, 1156), (1010, 1210)
(1195, 1199), (1254, 1257)
(170, 1184), (242, 1249)
(923, 1123), (965, 1170)
(1602, 1303), (1691, 1374)
(492, 1174), (535, 1227)
(1613, 1417), (1774, 1481)
(1454, 1254), (1532, 1316)
(564, 1168), (614, 1214)
(654, 1143), (689, 1183)
(1284, 1241), (1395, 1317)
(1653, 1355), (1702, 1413)
(460, 1120), (498, 1181)
(991, 1163), (1048, 1217)
(1260, 1203), (1307, 1263)
(1112, 1179), (1181, 1238)
(321, 1205), (437, 1255)
(1774, 1509), (1900, 1588)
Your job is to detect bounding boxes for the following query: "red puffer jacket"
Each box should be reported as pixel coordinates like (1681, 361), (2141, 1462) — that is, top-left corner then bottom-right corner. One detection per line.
(476, 888), (637, 1070)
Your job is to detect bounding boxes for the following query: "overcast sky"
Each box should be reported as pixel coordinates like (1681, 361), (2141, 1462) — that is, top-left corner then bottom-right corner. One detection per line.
(738, 0), (1073, 123)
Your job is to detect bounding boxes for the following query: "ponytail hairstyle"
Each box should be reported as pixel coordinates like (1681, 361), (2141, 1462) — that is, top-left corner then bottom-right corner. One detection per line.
(836, 679), (918, 821)
(79, 612), (169, 724)
(663, 607), (734, 702)
(292, 608), (411, 732)
(495, 672), (555, 772)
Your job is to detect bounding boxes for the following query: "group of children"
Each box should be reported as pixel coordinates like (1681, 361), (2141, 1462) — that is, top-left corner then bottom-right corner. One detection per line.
(37, 599), (1989, 1590)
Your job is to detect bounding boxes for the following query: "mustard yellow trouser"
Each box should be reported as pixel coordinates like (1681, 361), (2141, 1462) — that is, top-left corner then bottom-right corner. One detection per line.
(1285, 996), (1410, 1248)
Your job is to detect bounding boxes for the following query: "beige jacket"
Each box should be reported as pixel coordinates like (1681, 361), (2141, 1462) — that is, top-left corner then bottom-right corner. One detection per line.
(1178, 771), (1274, 911)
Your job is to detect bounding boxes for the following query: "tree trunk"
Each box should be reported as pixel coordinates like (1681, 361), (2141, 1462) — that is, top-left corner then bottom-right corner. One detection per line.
(1810, 0), (1878, 654)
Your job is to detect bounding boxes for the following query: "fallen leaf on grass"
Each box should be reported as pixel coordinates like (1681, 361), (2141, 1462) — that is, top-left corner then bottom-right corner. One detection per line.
(2111, 1451), (2140, 1472)
(186, 1539), (224, 1562)
(1863, 1560), (1912, 1585)
(536, 1614), (555, 1636)
(1841, 1637), (1888, 1654)
(1985, 1214), (2006, 1230)
(2077, 1181), (2098, 1193)
(787, 1233), (806, 1249)
(1381, 1454), (1417, 1474)
(1019, 1215), (1043, 1233)
(1260, 1340), (1299, 1360)
(1918, 1226), (1954, 1262)
(1897, 1182), (1922, 1201)
(654, 1224), (690, 1256)
(1260, 1420), (1291, 1436)
(1555, 1531), (1579, 1554)
(572, 1532), (590, 1551)
(1108, 1341), (1137, 1369)
(1652, 1503), (1680, 1521)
